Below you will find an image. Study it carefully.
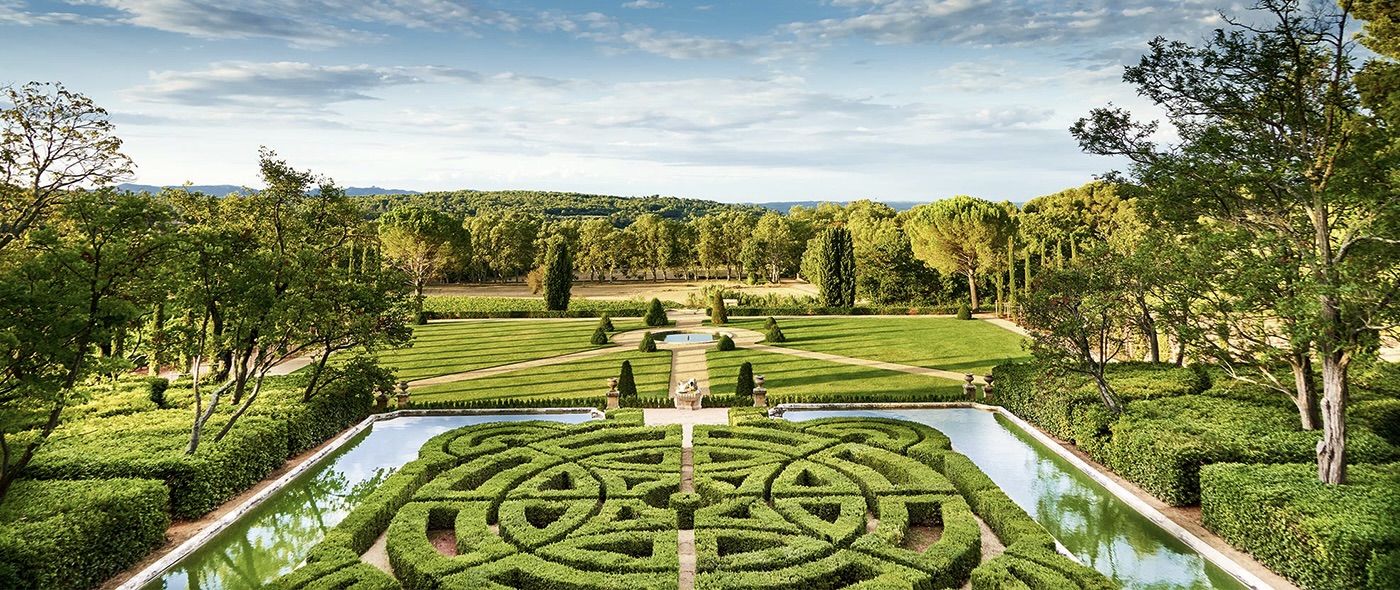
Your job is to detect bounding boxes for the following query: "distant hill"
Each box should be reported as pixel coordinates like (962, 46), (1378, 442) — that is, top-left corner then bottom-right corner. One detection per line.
(354, 190), (765, 223)
(118, 183), (420, 197)
(750, 200), (926, 213)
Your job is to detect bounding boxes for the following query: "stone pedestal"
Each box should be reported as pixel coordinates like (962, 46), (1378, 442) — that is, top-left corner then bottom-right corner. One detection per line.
(752, 386), (767, 407)
(962, 373), (976, 400)
(374, 390), (389, 411)
(981, 374), (995, 400)
(395, 381), (411, 409)
(606, 391), (620, 410)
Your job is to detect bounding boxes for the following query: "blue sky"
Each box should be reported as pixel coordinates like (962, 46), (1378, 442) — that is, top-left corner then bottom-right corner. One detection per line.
(0, 1), (1244, 203)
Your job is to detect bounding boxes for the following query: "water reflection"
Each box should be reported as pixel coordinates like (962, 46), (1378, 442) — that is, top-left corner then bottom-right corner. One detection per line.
(785, 409), (1247, 590)
(146, 414), (595, 590)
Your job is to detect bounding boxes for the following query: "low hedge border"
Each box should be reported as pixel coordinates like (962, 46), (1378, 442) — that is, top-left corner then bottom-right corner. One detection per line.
(0, 478), (170, 590)
(1201, 462), (1400, 590)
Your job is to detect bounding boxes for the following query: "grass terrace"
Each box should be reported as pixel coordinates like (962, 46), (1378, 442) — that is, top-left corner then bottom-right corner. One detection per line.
(707, 347), (966, 402)
(725, 317), (1029, 376)
(411, 350), (673, 405)
(379, 319), (643, 382)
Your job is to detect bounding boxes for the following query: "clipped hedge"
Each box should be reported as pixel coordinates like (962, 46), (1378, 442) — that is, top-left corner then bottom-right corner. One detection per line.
(711, 305), (959, 317)
(423, 295), (682, 319)
(1201, 462), (1400, 590)
(0, 478), (169, 590)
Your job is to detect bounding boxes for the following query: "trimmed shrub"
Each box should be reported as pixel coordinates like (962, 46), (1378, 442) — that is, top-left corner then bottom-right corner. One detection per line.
(736, 361), (754, 397)
(0, 478), (169, 590)
(672, 492), (701, 529)
(639, 331), (658, 352)
(716, 334), (736, 351)
(591, 325), (610, 345)
(955, 303), (972, 320)
(1201, 462), (1400, 590)
(618, 360), (638, 401)
(764, 316), (778, 330)
(147, 377), (171, 408)
(765, 324), (786, 343)
(711, 291), (728, 325)
(645, 298), (669, 327)
(598, 313), (615, 332)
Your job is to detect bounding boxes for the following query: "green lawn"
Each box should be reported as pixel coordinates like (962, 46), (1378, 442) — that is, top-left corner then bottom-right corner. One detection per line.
(378, 319), (642, 381)
(412, 349), (673, 403)
(707, 347), (965, 401)
(728, 317), (1029, 376)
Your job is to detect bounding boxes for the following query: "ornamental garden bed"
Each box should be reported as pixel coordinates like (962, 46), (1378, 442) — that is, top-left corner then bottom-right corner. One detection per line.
(269, 409), (1111, 589)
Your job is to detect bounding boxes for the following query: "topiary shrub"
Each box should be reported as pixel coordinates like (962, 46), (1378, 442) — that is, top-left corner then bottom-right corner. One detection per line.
(617, 360), (637, 401)
(765, 324), (786, 343)
(590, 325), (609, 345)
(644, 298), (668, 327)
(763, 316), (778, 330)
(638, 331), (657, 352)
(736, 362), (754, 397)
(956, 303), (972, 320)
(597, 313), (614, 332)
(716, 334), (736, 351)
(710, 291), (728, 325)
(147, 377), (170, 409)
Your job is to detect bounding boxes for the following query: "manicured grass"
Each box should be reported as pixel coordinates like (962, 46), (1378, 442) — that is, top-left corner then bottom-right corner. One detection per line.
(412, 349), (673, 403)
(728, 317), (1029, 375)
(707, 347), (965, 401)
(378, 319), (642, 381)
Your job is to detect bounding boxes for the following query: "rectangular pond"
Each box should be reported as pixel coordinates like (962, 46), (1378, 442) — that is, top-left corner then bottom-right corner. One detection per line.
(784, 408), (1251, 590)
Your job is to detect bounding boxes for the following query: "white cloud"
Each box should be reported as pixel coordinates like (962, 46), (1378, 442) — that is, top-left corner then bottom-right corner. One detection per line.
(621, 0), (664, 8)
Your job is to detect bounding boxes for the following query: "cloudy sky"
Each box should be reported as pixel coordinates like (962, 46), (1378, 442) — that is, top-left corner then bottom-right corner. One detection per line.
(1, 0), (1244, 203)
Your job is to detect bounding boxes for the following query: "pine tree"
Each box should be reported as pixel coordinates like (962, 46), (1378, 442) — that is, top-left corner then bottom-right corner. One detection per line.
(639, 331), (657, 352)
(590, 325), (609, 344)
(736, 361), (754, 397)
(543, 237), (573, 311)
(644, 298), (668, 327)
(597, 313), (614, 332)
(711, 291), (728, 325)
(617, 360), (637, 400)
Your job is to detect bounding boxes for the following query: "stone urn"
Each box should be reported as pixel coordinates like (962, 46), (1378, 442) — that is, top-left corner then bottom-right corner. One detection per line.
(395, 381), (411, 409)
(982, 374), (995, 400)
(605, 377), (621, 410)
(752, 374), (767, 407)
(672, 378), (705, 410)
(374, 386), (390, 411)
(963, 374), (976, 400)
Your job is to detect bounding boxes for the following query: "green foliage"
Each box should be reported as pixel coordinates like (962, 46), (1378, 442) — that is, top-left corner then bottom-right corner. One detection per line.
(423, 296), (680, 319)
(543, 237), (574, 311)
(590, 325), (610, 345)
(644, 298), (669, 327)
(639, 331), (658, 353)
(359, 189), (762, 225)
(147, 377), (170, 408)
(810, 227), (856, 307)
(617, 360), (637, 400)
(377, 203), (470, 321)
(764, 316), (778, 330)
(597, 313), (614, 332)
(1201, 463), (1400, 590)
(765, 324), (787, 343)
(721, 305), (960, 317)
(736, 362), (754, 397)
(955, 303), (971, 320)
(716, 334), (736, 351)
(671, 492), (701, 529)
(904, 195), (1013, 310)
(711, 291), (728, 325)
(0, 478), (169, 590)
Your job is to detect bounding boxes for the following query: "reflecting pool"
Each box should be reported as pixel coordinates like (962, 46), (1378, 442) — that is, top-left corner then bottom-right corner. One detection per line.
(144, 413), (595, 590)
(784, 408), (1249, 590)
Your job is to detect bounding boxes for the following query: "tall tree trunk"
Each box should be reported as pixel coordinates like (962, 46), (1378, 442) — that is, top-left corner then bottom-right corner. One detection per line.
(1290, 353), (1321, 430)
(302, 346), (334, 402)
(1173, 329), (1187, 366)
(215, 371), (268, 443)
(1137, 295), (1160, 363)
(966, 270), (979, 310)
(1317, 349), (1349, 484)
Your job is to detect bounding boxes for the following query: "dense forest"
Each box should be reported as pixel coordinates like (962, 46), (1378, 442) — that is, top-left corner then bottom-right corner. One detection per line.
(356, 189), (766, 224)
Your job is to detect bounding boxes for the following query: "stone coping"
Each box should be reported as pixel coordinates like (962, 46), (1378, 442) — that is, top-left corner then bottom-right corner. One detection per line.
(117, 407), (602, 590)
(770, 402), (1277, 590)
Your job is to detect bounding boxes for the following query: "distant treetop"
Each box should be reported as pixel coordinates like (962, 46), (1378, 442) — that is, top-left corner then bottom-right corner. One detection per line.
(353, 189), (765, 224)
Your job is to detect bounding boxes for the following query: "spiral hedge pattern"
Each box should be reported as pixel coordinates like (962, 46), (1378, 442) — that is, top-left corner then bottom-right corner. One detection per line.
(268, 410), (1113, 590)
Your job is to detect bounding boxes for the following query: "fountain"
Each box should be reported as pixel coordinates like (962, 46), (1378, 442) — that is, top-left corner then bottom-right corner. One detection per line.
(671, 377), (706, 409)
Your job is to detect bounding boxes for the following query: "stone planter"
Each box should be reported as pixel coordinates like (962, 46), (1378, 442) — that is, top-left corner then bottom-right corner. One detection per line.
(673, 392), (703, 410)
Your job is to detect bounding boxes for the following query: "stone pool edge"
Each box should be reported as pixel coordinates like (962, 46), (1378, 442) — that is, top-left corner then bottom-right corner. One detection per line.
(116, 407), (604, 590)
(770, 402), (1276, 590)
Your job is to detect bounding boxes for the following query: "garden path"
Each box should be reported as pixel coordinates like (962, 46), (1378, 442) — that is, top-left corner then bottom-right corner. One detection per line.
(404, 345), (623, 388)
(748, 342), (986, 384)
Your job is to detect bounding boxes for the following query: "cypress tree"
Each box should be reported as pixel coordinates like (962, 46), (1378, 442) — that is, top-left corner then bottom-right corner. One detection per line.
(598, 313), (614, 332)
(639, 331), (657, 352)
(644, 298), (668, 327)
(815, 227), (856, 307)
(711, 291), (728, 325)
(543, 237), (573, 311)
(736, 361), (754, 397)
(591, 325), (609, 344)
(617, 360), (637, 400)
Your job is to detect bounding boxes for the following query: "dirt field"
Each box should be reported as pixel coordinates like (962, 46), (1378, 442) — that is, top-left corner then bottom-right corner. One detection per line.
(425, 278), (821, 304)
